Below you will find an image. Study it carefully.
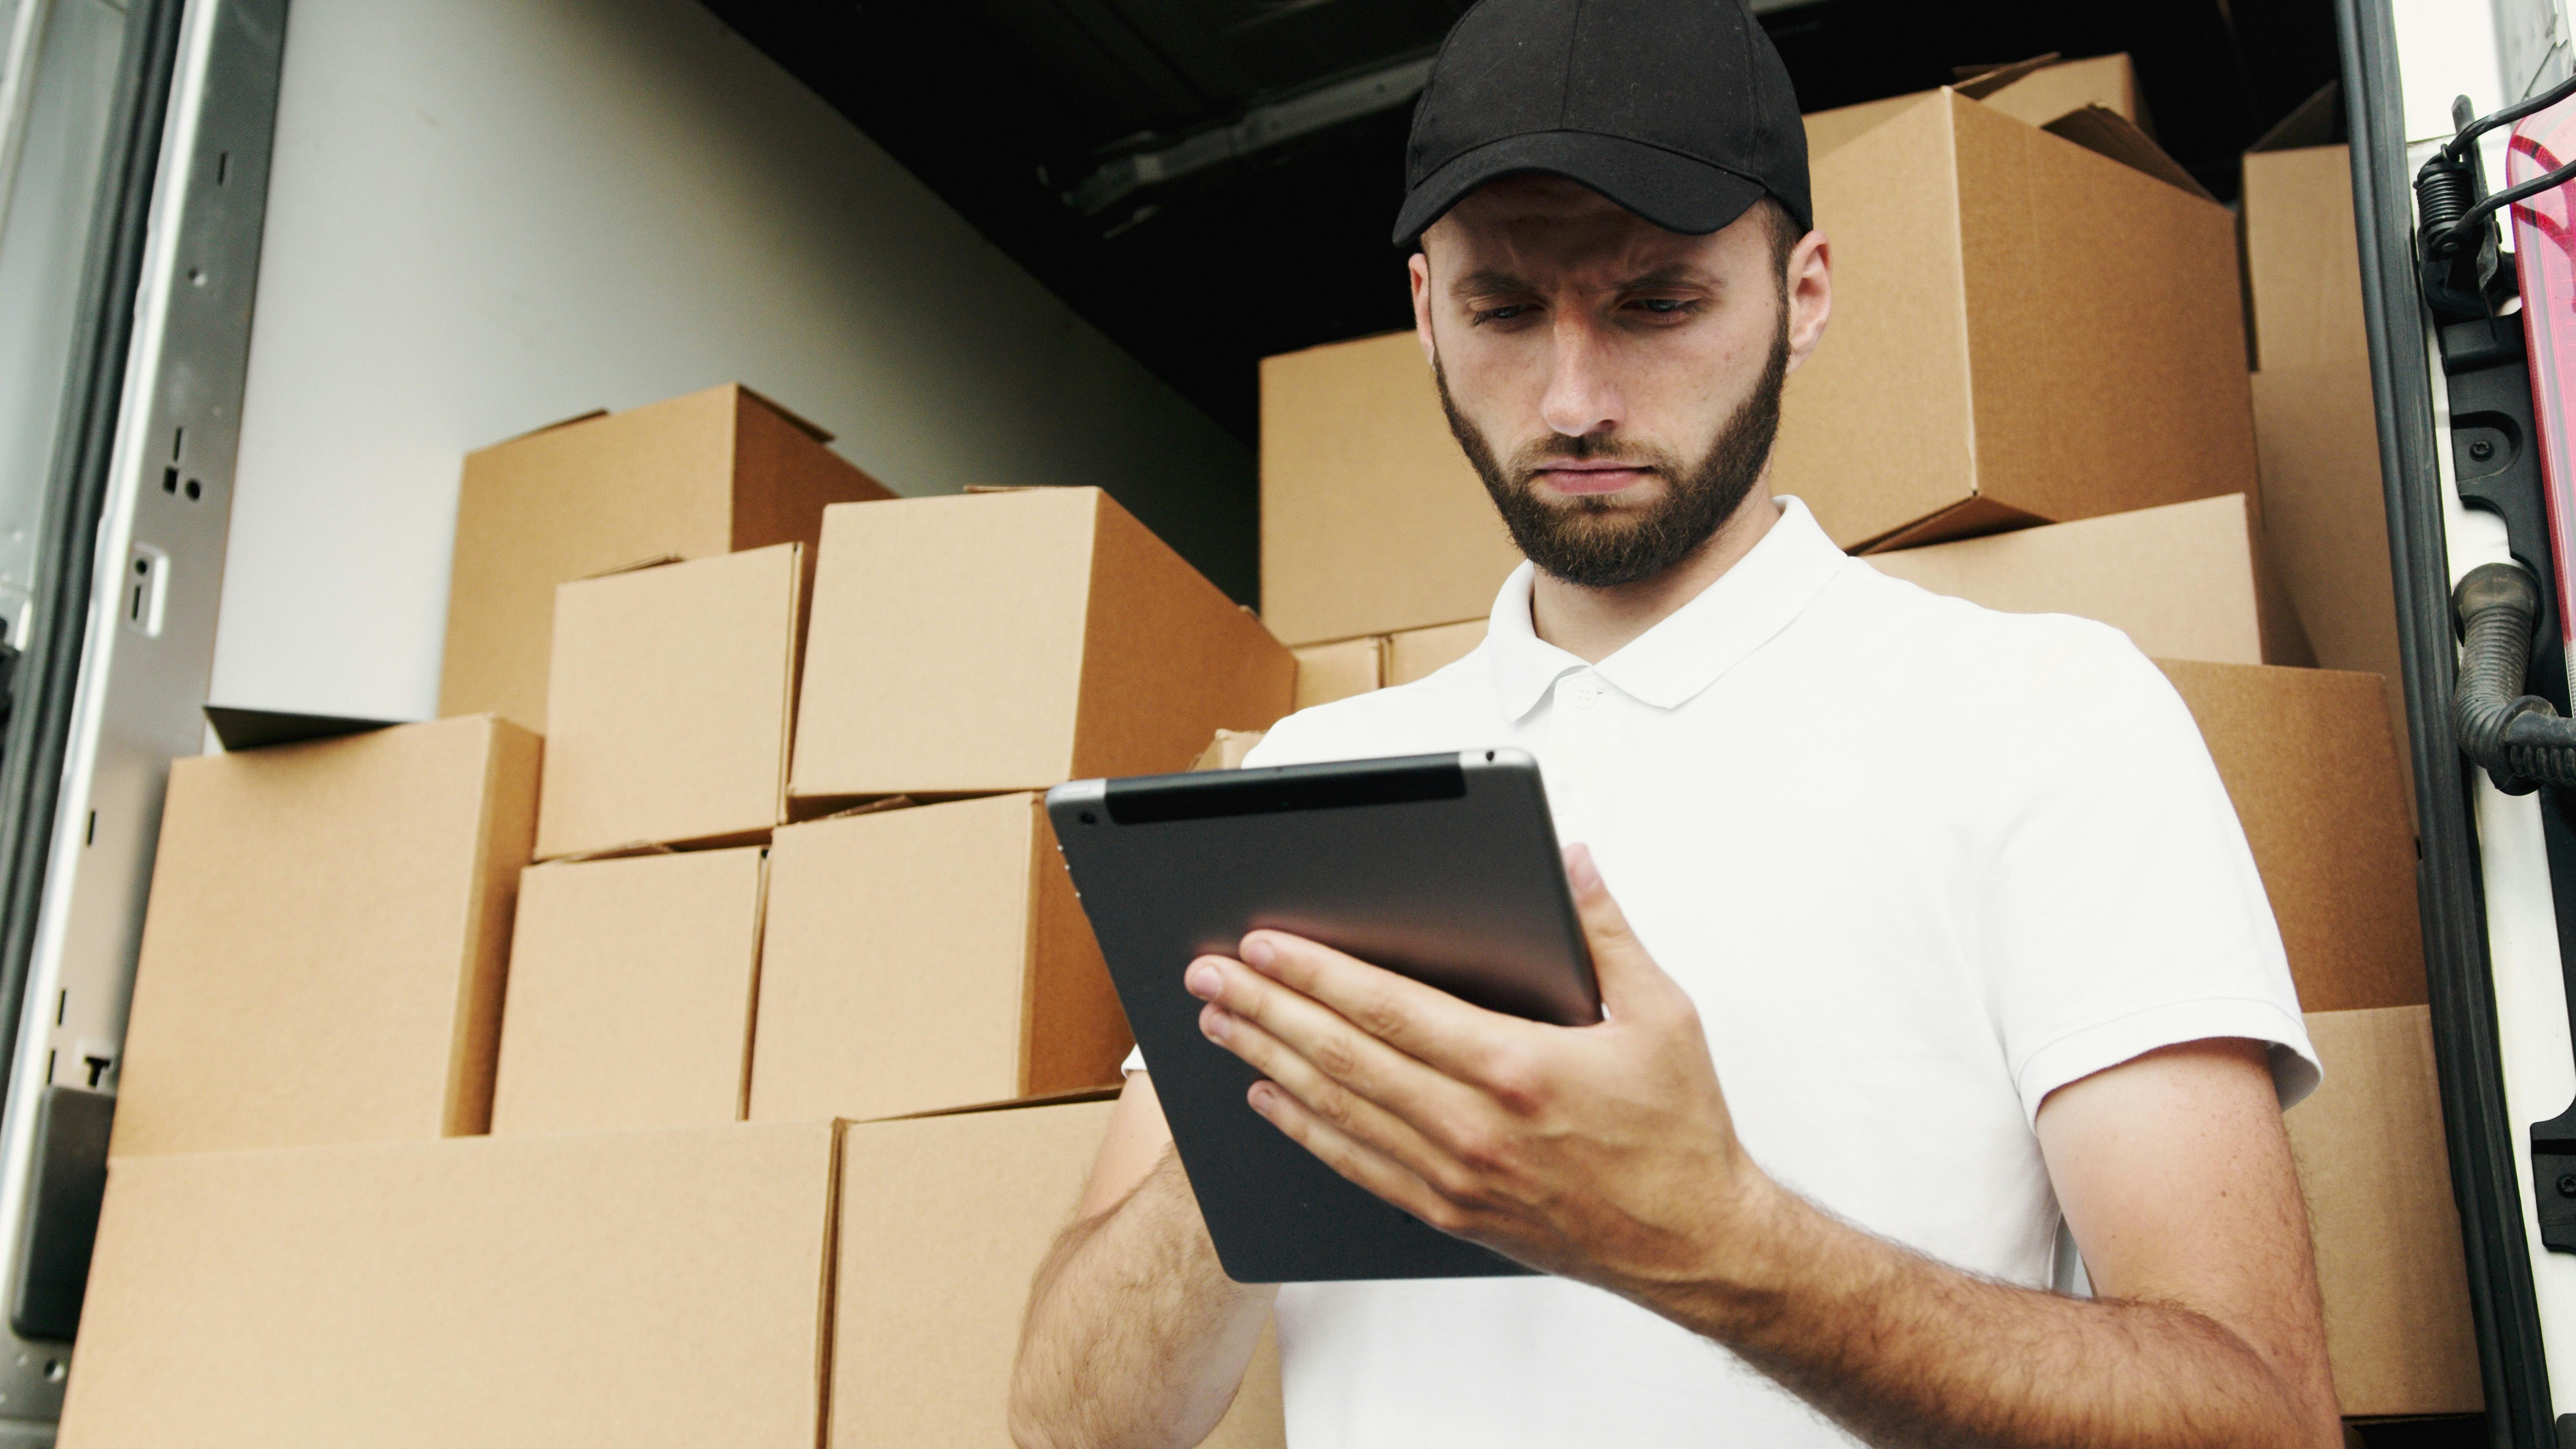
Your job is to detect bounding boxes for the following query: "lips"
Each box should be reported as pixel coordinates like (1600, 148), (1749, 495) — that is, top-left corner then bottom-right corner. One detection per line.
(1534, 465), (1655, 497)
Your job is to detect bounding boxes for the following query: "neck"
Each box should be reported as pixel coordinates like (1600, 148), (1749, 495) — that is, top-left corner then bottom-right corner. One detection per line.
(1528, 481), (1781, 664)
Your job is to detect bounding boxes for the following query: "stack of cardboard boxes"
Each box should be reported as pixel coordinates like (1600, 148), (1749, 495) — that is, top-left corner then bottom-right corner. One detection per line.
(56, 57), (2465, 1444)
(1257, 59), (2473, 1428)
(62, 388), (1294, 1446)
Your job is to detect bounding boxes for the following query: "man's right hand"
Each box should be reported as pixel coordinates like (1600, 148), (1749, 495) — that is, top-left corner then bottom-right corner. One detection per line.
(1010, 1072), (1279, 1449)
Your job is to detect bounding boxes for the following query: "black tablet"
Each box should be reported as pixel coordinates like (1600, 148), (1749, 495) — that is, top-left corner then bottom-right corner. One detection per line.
(1046, 749), (1599, 1283)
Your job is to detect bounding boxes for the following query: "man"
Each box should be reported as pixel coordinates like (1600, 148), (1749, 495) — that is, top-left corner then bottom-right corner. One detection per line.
(1011, 1), (2343, 1445)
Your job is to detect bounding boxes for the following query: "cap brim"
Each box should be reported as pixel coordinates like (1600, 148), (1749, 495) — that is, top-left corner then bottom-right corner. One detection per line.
(1391, 130), (1768, 247)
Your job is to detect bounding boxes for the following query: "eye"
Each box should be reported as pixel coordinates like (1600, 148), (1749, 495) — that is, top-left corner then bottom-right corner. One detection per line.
(1631, 297), (1697, 316)
(1472, 303), (1536, 325)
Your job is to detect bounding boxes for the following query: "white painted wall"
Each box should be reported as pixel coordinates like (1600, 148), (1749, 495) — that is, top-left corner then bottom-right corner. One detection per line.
(210, 0), (1254, 722)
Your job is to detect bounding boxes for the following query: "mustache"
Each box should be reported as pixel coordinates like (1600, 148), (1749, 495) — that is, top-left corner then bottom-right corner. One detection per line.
(1505, 434), (1685, 481)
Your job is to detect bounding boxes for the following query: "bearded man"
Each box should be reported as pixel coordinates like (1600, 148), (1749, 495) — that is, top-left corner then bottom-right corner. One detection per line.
(1009, 1), (2343, 1445)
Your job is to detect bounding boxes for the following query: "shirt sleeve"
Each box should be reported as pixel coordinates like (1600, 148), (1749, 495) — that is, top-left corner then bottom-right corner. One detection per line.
(1978, 630), (2319, 1124)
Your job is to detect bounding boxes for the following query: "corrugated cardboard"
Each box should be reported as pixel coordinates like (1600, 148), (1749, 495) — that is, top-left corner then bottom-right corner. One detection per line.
(1805, 52), (2143, 157)
(2251, 358), (2412, 813)
(1774, 91), (2257, 551)
(2285, 1007), (2482, 1416)
(750, 794), (1127, 1124)
(1195, 729), (1269, 771)
(536, 543), (803, 859)
(112, 716), (540, 1157)
(1870, 495), (2314, 665)
(2243, 144), (2365, 373)
(1259, 332), (1526, 645)
(63, 1121), (841, 1447)
(1387, 618), (1490, 686)
(1293, 636), (1385, 709)
(833, 1100), (1283, 1449)
(491, 847), (767, 1135)
(2158, 661), (2423, 1013)
(792, 489), (1295, 802)
(441, 383), (891, 732)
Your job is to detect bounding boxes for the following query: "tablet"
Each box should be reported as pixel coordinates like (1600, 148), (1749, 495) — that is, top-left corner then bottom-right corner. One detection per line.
(1046, 748), (1599, 1283)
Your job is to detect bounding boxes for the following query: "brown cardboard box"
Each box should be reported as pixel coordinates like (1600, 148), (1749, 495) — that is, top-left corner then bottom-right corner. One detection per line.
(1870, 495), (2313, 665)
(2158, 661), (2422, 1013)
(1774, 92), (2257, 551)
(491, 847), (767, 1135)
(63, 1121), (841, 1447)
(1387, 618), (1490, 686)
(792, 488), (1295, 803)
(750, 793), (1127, 1124)
(834, 1100), (1283, 1449)
(2286, 1007), (2482, 1417)
(1195, 729), (1269, 771)
(1294, 636), (1385, 709)
(2251, 359), (2411, 810)
(536, 543), (803, 859)
(112, 716), (540, 1157)
(2242, 143), (2365, 372)
(441, 384), (891, 733)
(1805, 53), (2143, 157)
(1260, 331), (1524, 645)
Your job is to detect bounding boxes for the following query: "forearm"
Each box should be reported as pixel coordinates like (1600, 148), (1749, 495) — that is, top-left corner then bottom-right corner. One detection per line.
(1639, 1181), (2334, 1449)
(1011, 1150), (1279, 1449)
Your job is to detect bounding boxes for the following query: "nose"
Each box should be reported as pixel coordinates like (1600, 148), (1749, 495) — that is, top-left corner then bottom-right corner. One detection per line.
(1539, 310), (1624, 440)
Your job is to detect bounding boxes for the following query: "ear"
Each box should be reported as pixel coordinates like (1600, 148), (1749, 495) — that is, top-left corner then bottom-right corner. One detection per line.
(1409, 250), (1437, 365)
(1782, 230), (1831, 375)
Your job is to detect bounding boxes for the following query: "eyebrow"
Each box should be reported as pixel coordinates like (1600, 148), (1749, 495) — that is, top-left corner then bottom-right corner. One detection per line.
(1446, 261), (1722, 301)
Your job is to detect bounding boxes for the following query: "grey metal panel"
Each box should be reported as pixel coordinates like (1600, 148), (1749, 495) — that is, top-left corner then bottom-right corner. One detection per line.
(0, 0), (284, 1428)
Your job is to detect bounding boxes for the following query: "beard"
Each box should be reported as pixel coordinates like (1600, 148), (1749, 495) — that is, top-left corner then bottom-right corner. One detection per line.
(1434, 316), (1789, 589)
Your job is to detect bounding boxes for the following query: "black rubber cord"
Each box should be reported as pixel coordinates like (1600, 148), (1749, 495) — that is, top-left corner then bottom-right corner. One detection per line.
(2454, 562), (2576, 790)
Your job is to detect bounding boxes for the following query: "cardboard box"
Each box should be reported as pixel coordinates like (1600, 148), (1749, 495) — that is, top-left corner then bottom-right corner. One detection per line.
(491, 847), (767, 1135)
(2251, 359), (2411, 808)
(1195, 729), (1268, 771)
(834, 1100), (1283, 1449)
(113, 716), (540, 1157)
(536, 543), (803, 859)
(1805, 53), (2143, 158)
(2286, 1007), (2482, 1417)
(750, 793), (1127, 1124)
(1293, 636), (1385, 709)
(1387, 618), (1489, 686)
(2241, 83), (2361, 374)
(1260, 331), (1526, 645)
(441, 383), (891, 733)
(2158, 661), (2422, 1013)
(1870, 495), (2312, 666)
(1774, 92), (2257, 551)
(792, 488), (1294, 803)
(63, 1121), (841, 1447)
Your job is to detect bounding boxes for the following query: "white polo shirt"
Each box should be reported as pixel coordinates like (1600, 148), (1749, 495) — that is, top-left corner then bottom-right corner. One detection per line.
(1142, 496), (2317, 1448)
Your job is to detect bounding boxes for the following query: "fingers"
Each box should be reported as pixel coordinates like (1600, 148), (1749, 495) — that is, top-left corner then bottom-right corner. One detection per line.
(1199, 994), (1465, 1195)
(1187, 954), (1481, 1129)
(1233, 930), (1523, 1083)
(1243, 1078), (1472, 1239)
(1563, 844), (1683, 1018)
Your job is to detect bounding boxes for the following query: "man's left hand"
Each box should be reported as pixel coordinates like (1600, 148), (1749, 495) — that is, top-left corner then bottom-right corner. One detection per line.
(1185, 842), (1773, 1294)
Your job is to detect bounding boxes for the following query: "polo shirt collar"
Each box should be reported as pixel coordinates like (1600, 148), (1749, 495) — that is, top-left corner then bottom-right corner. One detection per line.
(1484, 496), (1847, 721)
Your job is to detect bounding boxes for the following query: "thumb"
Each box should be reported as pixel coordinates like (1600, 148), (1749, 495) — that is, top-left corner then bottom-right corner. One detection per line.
(1563, 844), (1676, 1019)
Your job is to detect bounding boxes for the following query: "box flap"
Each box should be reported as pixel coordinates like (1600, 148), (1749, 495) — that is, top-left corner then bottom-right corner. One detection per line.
(734, 384), (833, 444)
(539, 841), (679, 865)
(1952, 54), (2062, 97)
(2042, 106), (2214, 201)
(575, 553), (684, 582)
(2250, 80), (2345, 154)
(201, 705), (402, 753)
(481, 408), (609, 448)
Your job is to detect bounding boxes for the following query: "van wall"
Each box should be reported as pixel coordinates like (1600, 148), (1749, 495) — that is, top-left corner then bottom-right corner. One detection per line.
(208, 0), (1255, 723)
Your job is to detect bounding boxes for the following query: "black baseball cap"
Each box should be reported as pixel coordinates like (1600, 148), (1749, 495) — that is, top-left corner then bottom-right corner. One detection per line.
(1392, 0), (1810, 248)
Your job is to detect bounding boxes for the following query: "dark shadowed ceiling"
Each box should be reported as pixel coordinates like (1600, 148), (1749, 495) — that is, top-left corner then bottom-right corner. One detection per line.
(698, 0), (2343, 448)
